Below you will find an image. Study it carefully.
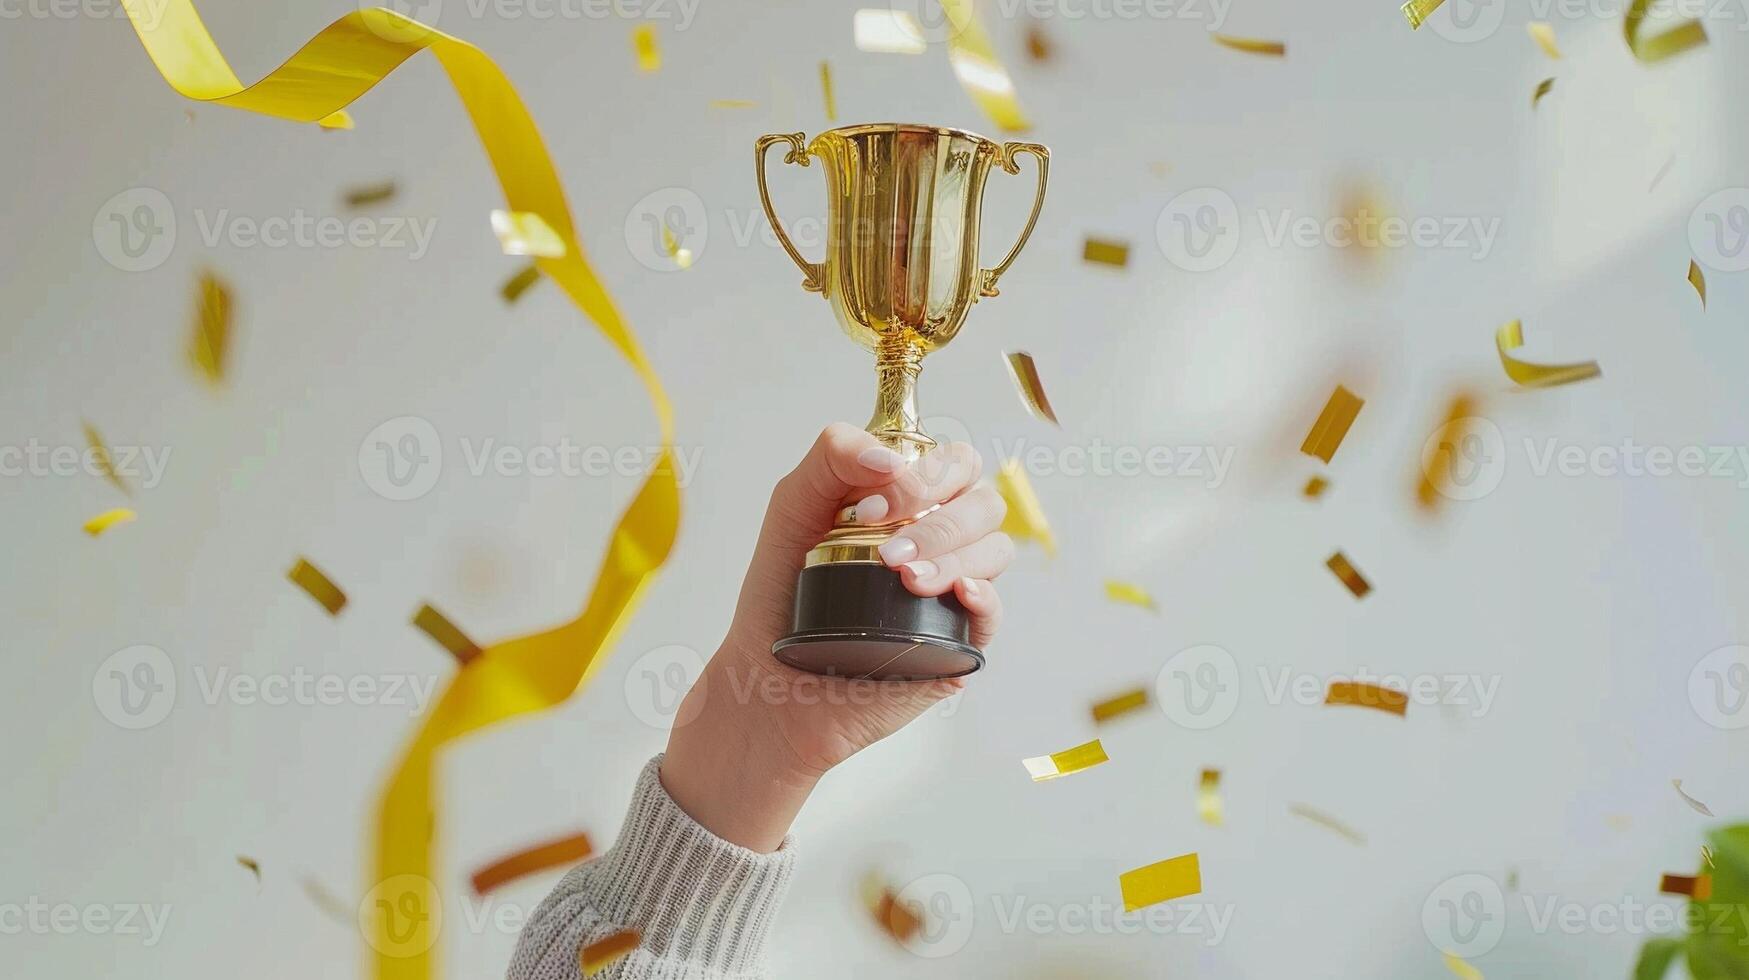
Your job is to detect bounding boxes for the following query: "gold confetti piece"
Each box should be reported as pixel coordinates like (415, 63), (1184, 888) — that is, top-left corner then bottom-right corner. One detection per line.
(1701, 844), (1715, 868)
(632, 24), (659, 72)
(287, 557), (346, 616)
(709, 99), (757, 109)
(1506, 867), (1520, 891)
(343, 180), (398, 209)
(1212, 34), (1285, 57)
(997, 458), (1056, 556)
(1325, 680), (1407, 716)
(499, 261), (542, 304)
(1337, 181), (1391, 258)
(1401, 0), (1445, 29)
(1527, 21), (1561, 58)
(1302, 475), (1329, 499)
(470, 832), (593, 894)
(1532, 77), (1555, 108)
(660, 222), (693, 270)
(1496, 320), (1601, 388)
(1325, 551), (1372, 599)
(1003, 351), (1059, 426)
(113, 10), (683, 980)
(1649, 154), (1676, 192)
(188, 270), (232, 386)
(1021, 738), (1109, 781)
(1416, 392), (1482, 512)
(1606, 813), (1634, 831)
(1025, 25), (1052, 62)
(1288, 803), (1366, 845)
(1082, 238), (1129, 267)
(859, 872), (924, 945)
(83, 508), (136, 537)
(1091, 687), (1149, 724)
(1119, 852), (1202, 912)
(940, 0), (1031, 132)
(1147, 161), (1172, 178)
(1104, 580), (1158, 613)
(1688, 260), (1706, 309)
(818, 60), (836, 121)
(853, 9), (927, 55)
(1301, 385), (1364, 464)
(412, 603), (483, 665)
(1660, 873), (1713, 901)
(82, 420), (131, 497)
(1198, 768), (1224, 826)
(580, 929), (640, 976)
(1625, 0), (1707, 63)
(237, 855), (261, 883)
(1672, 779), (1715, 816)
(490, 209), (567, 258)
(1444, 950), (1485, 980)
(301, 877), (352, 926)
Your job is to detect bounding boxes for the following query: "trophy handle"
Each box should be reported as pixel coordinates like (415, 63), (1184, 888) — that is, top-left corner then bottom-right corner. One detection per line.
(755, 132), (826, 293)
(978, 142), (1051, 298)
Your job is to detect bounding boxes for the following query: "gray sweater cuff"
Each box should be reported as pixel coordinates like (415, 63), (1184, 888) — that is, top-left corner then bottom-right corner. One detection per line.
(509, 754), (795, 980)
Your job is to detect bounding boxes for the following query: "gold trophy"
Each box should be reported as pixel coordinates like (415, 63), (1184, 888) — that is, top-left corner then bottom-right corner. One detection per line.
(755, 123), (1049, 680)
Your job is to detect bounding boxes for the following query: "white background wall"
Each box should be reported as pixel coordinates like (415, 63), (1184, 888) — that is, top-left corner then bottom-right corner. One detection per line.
(3, 0), (1748, 976)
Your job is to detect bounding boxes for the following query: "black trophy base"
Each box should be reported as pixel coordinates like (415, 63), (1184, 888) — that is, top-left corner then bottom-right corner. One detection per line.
(772, 562), (984, 681)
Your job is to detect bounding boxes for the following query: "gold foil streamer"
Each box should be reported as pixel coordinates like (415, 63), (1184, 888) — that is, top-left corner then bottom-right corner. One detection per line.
(1119, 852), (1202, 912)
(412, 603), (483, 665)
(1198, 768), (1223, 826)
(819, 60), (837, 121)
(83, 508), (137, 537)
(1301, 385), (1364, 463)
(1527, 21), (1562, 58)
(1443, 951), (1484, 980)
(1532, 77), (1555, 108)
(853, 9), (927, 55)
(1660, 873), (1713, 901)
(940, 0), (1031, 132)
(287, 557), (347, 615)
(1082, 238), (1130, 267)
(1303, 475), (1329, 499)
(499, 261), (542, 304)
(997, 458), (1056, 556)
(1672, 779), (1715, 816)
(1325, 551), (1372, 599)
(1212, 35), (1286, 57)
(1091, 687), (1149, 724)
(1416, 392), (1481, 512)
(237, 855), (262, 884)
(344, 180), (398, 209)
(1105, 580), (1159, 612)
(189, 270), (232, 385)
(1288, 803), (1366, 845)
(113, 9), (681, 980)
(632, 25), (659, 72)
(580, 930), (640, 976)
(1688, 260), (1707, 309)
(1003, 350), (1059, 426)
(491, 210), (567, 258)
(1021, 738), (1109, 781)
(1496, 320), (1601, 388)
(82, 421), (131, 496)
(1625, 0), (1707, 63)
(470, 832), (593, 894)
(1401, 0), (1446, 29)
(1325, 680), (1408, 716)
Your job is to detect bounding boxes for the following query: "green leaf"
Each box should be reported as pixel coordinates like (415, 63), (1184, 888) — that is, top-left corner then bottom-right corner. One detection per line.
(1635, 937), (1682, 980)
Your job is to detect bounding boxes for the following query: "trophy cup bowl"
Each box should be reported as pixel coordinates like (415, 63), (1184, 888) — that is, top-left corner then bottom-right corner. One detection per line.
(755, 122), (1049, 680)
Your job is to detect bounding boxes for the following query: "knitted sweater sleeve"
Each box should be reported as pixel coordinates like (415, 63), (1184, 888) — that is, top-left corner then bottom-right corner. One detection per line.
(507, 755), (796, 980)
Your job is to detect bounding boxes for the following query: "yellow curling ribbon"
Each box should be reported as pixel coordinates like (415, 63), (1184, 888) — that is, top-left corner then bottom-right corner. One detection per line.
(940, 0), (1031, 133)
(1624, 0), (1707, 63)
(115, 6), (680, 980)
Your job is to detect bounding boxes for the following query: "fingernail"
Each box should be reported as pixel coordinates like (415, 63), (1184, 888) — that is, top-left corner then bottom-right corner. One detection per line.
(903, 560), (937, 580)
(852, 494), (890, 523)
(879, 536), (918, 565)
(960, 577), (980, 598)
(857, 447), (905, 474)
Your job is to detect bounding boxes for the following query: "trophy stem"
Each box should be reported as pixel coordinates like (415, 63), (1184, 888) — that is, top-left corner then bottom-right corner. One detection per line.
(868, 340), (933, 460)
